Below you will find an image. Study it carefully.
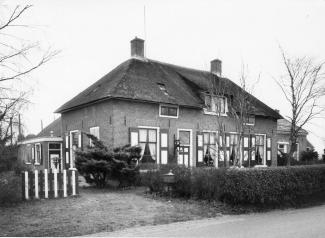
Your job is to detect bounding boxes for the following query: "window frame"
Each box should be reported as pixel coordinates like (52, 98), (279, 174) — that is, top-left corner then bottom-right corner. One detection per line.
(34, 143), (42, 165)
(159, 104), (179, 118)
(244, 115), (255, 126)
(203, 94), (228, 116)
(89, 126), (100, 146)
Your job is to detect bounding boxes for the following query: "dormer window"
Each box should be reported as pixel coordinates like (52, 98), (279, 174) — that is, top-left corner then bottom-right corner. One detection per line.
(157, 83), (169, 96)
(204, 94), (227, 115)
(159, 104), (178, 118)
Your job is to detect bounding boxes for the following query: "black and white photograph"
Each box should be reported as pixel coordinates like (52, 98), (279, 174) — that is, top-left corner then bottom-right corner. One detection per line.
(1, 0), (325, 237)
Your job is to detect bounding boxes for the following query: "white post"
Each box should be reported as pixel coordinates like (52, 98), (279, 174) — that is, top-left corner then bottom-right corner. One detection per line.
(54, 169), (58, 198)
(72, 170), (76, 196)
(34, 170), (39, 199)
(44, 169), (48, 199)
(24, 171), (29, 200)
(63, 170), (67, 197)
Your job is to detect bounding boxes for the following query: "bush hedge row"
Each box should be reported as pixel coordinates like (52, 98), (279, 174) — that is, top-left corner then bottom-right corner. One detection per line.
(141, 165), (325, 205)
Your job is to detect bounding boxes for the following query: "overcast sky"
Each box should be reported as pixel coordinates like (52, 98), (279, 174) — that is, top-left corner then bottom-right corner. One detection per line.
(6, 0), (325, 153)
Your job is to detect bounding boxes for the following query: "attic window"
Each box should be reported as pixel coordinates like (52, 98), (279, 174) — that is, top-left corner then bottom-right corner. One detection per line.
(157, 83), (169, 96)
(204, 94), (227, 115)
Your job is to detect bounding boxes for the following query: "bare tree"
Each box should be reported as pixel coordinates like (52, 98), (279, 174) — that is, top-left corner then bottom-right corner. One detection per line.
(276, 49), (325, 166)
(0, 4), (58, 150)
(206, 66), (257, 168)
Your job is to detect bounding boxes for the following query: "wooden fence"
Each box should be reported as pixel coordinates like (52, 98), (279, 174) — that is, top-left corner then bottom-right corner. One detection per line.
(21, 169), (79, 200)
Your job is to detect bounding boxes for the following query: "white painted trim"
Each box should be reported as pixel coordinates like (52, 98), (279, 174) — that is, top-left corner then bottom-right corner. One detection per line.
(177, 128), (193, 167)
(203, 109), (227, 117)
(277, 141), (290, 145)
(89, 126), (100, 146)
(18, 137), (63, 145)
(34, 143), (42, 165)
(159, 104), (179, 118)
(137, 126), (160, 164)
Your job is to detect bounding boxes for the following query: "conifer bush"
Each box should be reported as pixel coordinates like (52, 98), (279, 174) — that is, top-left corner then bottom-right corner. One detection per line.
(75, 133), (142, 188)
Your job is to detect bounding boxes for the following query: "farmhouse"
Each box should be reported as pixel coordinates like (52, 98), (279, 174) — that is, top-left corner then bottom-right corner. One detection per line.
(18, 37), (315, 170)
(55, 37), (282, 169)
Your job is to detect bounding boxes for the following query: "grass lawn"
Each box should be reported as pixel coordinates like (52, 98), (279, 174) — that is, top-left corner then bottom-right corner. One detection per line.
(0, 187), (235, 237)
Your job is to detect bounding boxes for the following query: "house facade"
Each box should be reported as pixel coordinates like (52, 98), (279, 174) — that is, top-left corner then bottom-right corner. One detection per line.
(275, 118), (313, 160)
(55, 37), (283, 169)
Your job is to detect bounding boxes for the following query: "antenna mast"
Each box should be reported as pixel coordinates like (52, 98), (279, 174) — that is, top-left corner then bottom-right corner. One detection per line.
(143, 5), (147, 57)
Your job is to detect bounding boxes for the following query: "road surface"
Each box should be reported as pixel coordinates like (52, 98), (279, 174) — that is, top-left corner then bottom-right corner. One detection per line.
(91, 204), (325, 237)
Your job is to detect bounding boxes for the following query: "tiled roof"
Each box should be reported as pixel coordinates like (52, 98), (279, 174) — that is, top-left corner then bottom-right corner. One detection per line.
(277, 118), (308, 135)
(37, 117), (62, 137)
(55, 58), (282, 119)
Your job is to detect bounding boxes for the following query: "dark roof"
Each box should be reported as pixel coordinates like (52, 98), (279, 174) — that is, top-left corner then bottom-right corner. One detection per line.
(277, 118), (308, 135)
(37, 117), (62, 137)
(55, 58), (282, 119)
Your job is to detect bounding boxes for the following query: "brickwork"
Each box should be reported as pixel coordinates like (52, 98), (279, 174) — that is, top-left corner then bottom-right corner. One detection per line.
(61, 99), (279, 167)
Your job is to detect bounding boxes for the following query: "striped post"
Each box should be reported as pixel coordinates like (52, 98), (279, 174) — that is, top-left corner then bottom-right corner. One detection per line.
(72, 170), (76, 196)
(54, 169), (58, 198)
(63, 170), (67, 197)
(34, 170), (39, 199)
(24, 171), (29, 200)
(44, 169), (49, 199)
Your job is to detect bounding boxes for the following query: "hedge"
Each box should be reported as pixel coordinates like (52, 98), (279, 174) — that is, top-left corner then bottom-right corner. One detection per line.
(141, 165), (325, 205)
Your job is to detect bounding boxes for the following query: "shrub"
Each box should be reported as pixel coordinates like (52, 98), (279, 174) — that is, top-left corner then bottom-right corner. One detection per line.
(300, 149), (319, 162)
(75, 133), (141, 188)
(0, 171), (22, 205)
(142, 165), (325, 205)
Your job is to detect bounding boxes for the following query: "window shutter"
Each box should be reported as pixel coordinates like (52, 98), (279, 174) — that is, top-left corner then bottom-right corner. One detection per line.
(65, 134), (70, 165)
(225, 97), (229, 114)
(225, 133), (230, 166)
(78, 132), (82, 149)
(242, 135), (249, 167)
(266, 137), (272, 166)
(40, 144), (43, 165)
(129, 127), (139, 146)
(160, 129), (169, 165)
(31, 146), (35, 163)
(196, 132), (204, 167)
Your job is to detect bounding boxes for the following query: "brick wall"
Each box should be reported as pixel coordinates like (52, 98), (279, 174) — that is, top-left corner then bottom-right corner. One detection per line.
(61, 99), (278, 167)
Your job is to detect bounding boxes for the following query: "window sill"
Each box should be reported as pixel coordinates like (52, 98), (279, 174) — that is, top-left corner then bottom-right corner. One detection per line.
(34, 163), (40, 166)
(25, 162), (31, 165)
(159, 114), (178, 119)
(203, 109), (227, 117)
(244, 123), (255, 126)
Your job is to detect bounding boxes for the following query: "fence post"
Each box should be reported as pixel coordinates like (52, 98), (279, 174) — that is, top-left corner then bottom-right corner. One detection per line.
(54, 169), (58, 198)
(44, 169), (48, 199)
(72, 170), (76, 196)
(34, 170), (39, 199)
(24, 171), (29, 200)
(63, 170), (67, 197)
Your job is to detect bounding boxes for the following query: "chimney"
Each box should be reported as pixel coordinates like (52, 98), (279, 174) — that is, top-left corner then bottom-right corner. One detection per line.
(131, 37), (144, 58)
(210, 59), (222, 77)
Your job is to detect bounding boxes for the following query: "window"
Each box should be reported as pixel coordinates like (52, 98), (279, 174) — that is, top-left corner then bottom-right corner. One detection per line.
(89, 126), (100, 146)
(139, 128), (157, 162)
(179, 131), (190, 145)
(35, 143), (42, 165)
(278, 142), (299, 160)
(160, 104), (178, 118)
(244, 116), (255, 126)
(229, 134), (239, 165)
(255, 135), (265, 165)
(203, 132), (217, 165)
(204, 95), (227, 115)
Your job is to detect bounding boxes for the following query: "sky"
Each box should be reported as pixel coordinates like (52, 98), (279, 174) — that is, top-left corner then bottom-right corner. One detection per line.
(4, 0), (325, 153)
